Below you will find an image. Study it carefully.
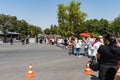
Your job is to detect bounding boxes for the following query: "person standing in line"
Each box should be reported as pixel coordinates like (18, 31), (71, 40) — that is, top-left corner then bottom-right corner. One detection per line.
(64, 37), (68, 49)
(91, 37), (103, 57)
(35, 35), (38, 44)
(70, 37), (75, 55)
(96, 34), (120, 80)
(75, 39), (82, 57)
(10, 36), (13, 45)
(21, 37), (25, 45)
(83, 36), (91, 56)
(52, 37), (55, 45)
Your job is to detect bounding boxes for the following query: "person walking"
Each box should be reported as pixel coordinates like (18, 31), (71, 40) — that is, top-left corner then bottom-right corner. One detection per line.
(96, 34), (120, 80)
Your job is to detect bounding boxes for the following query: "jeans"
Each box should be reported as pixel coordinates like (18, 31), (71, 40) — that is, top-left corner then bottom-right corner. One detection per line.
(84, 47), (88, 56)
(76, 48), (80, 56)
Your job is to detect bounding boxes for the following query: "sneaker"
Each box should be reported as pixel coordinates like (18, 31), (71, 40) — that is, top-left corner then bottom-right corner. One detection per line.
(78, 55), (81, 57)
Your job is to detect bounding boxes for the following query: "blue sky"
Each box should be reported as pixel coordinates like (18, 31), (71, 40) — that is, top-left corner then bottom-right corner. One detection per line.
(0, 0), (120, 30)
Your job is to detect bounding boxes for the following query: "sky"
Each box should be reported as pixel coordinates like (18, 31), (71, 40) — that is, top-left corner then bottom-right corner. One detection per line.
(0, 0), (120, 30)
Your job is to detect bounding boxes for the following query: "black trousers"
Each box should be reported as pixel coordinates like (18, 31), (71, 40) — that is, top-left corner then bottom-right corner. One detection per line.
(99, 64), (118, 80)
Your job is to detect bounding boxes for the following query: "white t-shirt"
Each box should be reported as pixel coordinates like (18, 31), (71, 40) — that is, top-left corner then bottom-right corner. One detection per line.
(92, 41), (102, 56)
(75, 40), (82, 48)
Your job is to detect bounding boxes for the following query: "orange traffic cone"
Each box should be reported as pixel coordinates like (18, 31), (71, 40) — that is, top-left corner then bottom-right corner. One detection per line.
(26, 64), (35, 78)
(83, 62), (93, 75)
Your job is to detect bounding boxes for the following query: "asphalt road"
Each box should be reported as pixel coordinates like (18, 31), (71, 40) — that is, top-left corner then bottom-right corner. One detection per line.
(0, 43), (99, 80)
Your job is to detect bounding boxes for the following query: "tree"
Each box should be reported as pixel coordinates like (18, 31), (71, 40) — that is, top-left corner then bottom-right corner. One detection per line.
(57, 0), (87, 37)
(57, 3), (71, 37)
(0, 14), (10, 35)
(0, 14), (43, 37)
(110, 16), (120, 37)
(99, 19), (109, 36)
(68, 0), (87, 37)
(8, 16), (17, 32)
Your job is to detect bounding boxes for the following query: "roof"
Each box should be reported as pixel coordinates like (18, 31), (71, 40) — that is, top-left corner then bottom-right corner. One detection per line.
(7, 32), (19, 34)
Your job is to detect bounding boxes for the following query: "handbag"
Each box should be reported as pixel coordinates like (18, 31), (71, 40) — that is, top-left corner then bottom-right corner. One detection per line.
(90, 56), (99, 71)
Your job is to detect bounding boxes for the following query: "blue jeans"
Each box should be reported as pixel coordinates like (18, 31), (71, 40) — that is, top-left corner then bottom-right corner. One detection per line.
(84, 47), (88, 56)
(76, 48), (80, 56)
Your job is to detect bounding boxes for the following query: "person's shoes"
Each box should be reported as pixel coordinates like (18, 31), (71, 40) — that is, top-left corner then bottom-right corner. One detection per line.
(69, 53), (71, 55)
(78, 55), (81, 57)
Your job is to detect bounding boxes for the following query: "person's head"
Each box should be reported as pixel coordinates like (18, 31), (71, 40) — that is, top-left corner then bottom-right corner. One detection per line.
(95, 37), (100, 42)
(104, 34), (116, 45)
(116, 38), (120, 43)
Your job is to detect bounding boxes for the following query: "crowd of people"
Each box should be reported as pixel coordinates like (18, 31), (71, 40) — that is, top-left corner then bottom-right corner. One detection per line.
(43, 34), (120, 80)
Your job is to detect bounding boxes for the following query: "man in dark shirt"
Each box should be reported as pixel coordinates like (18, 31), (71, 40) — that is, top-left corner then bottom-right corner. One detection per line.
(97, 34), (120, 80)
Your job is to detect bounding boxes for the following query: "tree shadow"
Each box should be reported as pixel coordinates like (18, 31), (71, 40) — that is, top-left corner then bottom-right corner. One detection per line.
(90, 75), (100, 80)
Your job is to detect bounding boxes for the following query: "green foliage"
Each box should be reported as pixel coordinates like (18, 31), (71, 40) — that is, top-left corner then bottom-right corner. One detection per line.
(44, 25), (58, 35)
(0, 14), (43, 37)
(110, 16), (120, 37)
(57, 0), (87, 37)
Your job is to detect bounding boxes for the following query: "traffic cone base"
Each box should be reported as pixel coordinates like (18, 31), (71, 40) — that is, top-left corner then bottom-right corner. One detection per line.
(26, 73), (35, 78)
(84, 70), (93, 75)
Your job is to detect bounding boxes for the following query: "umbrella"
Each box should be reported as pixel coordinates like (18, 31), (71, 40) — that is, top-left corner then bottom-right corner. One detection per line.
(79, 33), (90, 37)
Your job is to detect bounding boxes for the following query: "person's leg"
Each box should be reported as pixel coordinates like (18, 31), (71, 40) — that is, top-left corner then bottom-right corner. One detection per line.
(84, 47), (88, 56)
(76, 48), (78, 56)
(78, 48), (81, 57)
(72, 46), (74, 54)
(79, 48), (81, 56)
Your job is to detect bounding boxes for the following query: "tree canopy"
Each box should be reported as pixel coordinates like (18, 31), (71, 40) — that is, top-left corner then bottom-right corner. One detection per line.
(0, 14), (43, 38)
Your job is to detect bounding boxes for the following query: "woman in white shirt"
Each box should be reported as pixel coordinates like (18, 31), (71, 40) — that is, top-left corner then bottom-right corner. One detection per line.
(92, 37), (103, 57)
(75, 39), (82, 57)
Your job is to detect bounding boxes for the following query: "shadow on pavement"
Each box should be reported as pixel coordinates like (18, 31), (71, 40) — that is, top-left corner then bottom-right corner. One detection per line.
(90, 75), (100, 80)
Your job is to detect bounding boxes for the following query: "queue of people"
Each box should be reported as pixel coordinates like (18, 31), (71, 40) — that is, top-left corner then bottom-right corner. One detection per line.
(63, 34), (120, 80)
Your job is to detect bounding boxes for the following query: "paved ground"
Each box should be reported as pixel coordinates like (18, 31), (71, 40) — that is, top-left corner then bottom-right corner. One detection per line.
(0, 43), (99, 80)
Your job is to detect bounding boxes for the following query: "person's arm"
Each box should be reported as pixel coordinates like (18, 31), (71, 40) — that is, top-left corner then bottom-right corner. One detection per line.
(96, 53), (101, 60)
(96, 53), (101, 64)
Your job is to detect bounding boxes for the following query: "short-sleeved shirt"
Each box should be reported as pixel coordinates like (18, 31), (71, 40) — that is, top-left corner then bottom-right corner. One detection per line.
(98, 45), (120, 66)
(70, 40), (75, 46)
